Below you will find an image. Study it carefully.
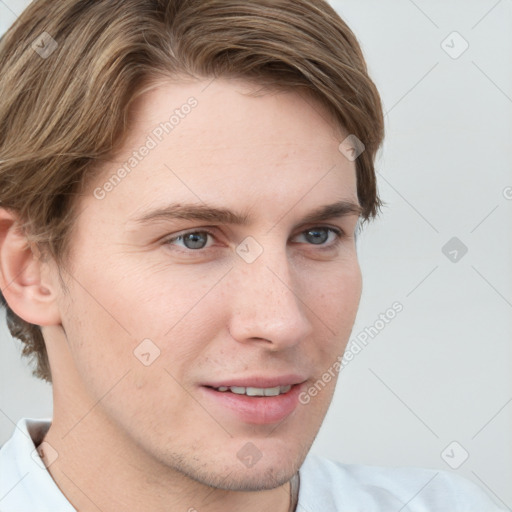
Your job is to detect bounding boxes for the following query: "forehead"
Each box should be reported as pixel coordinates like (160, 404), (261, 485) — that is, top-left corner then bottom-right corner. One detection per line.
(82, 77), (358, 226)
(111, 76), (347, 166)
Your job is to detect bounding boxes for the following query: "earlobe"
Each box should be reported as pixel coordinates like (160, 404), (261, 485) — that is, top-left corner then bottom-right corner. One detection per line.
(0, 208), (61, 326)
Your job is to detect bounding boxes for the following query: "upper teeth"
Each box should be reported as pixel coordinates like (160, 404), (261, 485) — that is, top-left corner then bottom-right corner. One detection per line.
(214, 385), (292, 396)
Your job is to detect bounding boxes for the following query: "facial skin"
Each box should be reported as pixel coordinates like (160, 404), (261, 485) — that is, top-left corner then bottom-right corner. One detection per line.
(7, 78), (363, 511)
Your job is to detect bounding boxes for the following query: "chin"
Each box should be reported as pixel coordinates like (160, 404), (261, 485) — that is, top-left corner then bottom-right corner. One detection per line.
(163, 442), (307, 492)
(188, 458), (298, 492)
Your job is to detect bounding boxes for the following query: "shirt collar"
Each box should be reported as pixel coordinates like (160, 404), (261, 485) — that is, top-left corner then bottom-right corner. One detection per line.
(0, 417), (75, 511)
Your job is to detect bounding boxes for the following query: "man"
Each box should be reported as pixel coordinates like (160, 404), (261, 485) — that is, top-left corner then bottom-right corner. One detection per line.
(0, 0), (505, 510)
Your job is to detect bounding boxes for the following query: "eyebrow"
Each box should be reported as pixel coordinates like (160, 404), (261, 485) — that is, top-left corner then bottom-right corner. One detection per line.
(130, 200), (363, 228)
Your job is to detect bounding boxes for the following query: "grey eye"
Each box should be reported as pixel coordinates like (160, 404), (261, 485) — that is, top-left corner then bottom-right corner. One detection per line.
(180, 232), (209, 250)
(304, 228), (329, 245)
(165, 231), (213, 250)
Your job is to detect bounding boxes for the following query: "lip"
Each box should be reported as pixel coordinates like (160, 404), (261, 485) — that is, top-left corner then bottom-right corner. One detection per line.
(199, 381), (307, 425)
(203, 374), (307, 389)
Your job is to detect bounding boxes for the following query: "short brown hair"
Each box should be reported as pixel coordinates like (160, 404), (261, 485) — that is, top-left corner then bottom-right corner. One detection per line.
(0, 0), (385, 383)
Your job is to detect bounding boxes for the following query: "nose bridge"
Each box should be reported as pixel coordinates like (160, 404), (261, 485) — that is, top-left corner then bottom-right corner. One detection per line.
(227, 242), (313, 345)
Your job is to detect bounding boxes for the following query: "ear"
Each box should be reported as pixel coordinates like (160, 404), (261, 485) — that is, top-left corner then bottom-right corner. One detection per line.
(0, 208), (61, 326)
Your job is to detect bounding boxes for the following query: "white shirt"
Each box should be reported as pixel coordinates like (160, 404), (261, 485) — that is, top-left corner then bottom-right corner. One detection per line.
(0, 417), (506, 512)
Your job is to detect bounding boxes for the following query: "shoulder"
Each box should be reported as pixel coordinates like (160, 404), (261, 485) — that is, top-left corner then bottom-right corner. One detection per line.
(297, 452), (506, 511)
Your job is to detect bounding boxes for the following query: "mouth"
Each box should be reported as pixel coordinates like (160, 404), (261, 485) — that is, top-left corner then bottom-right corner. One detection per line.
(199, 379), (307, 425)
(205, 384), (293, 397)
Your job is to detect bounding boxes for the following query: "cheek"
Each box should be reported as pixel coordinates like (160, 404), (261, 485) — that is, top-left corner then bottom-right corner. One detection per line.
(302, 260), (362, 384)
(108, 257), (230, 337)
(61, 259), (226, 387)
(61, 285), (131, 381)
(57, 257), (148, 392)
(305, 258), (362, 329)
(59, 275), (206, 427)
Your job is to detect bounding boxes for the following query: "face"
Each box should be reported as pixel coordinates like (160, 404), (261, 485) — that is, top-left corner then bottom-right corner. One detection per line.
(49, 77), (362, 491)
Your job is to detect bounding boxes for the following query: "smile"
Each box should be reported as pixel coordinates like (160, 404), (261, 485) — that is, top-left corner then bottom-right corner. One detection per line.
(200, 382), (305, 424)
(210, 385), (293, 396)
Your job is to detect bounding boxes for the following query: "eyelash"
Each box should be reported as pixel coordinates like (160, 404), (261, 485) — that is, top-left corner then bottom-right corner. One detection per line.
(162, 226), (345, 253)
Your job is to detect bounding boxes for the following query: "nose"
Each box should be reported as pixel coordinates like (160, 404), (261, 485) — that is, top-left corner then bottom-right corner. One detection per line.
(226, 246), (314, 350)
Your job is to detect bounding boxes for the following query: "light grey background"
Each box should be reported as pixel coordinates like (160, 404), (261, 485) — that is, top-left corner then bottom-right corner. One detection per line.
(1, 0), (511, 508)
